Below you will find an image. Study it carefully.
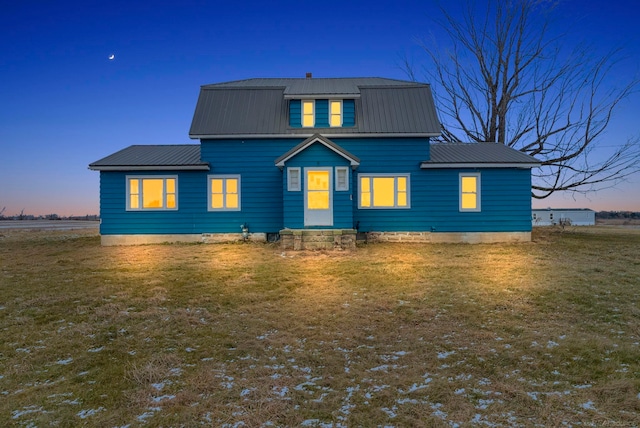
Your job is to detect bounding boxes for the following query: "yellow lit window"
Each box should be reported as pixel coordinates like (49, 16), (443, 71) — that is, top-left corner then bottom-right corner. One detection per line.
(307, 170), (329, 209)
(359, 175), (410, 209)
(330, 100), (342, 127)
(209, 175), (241, 211)
(302, 100), (314, 127)
(127, 177), (177, 210)
(460, 174), (480, 211)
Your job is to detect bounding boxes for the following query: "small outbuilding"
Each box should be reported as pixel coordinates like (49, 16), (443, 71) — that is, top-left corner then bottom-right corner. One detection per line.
(532, 208), (595, 226)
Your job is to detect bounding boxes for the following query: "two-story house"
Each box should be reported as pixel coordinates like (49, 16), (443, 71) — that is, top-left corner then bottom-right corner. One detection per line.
(89, 77), (539, 248)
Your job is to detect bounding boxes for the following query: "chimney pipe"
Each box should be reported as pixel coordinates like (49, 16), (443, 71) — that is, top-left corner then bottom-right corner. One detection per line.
(306, 72), (312, 79)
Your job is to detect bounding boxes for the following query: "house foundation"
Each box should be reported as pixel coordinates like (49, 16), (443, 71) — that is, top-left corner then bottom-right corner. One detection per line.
(363, 231), (531, 244)
(279, 229), (357, 250)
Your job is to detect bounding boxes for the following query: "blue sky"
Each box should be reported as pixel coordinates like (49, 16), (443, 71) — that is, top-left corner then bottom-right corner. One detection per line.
(1, 0), (638, 216)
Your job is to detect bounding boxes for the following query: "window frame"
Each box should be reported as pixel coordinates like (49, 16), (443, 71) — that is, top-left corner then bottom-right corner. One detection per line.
(357, 173), (411, 209)
(287, 167), (301, 192)
(335, 166), (349, 191)
(459, 172), (481, 212)
(302, 100), (315, 127)
(208, 174), (241, 212)
(126, 175), (178, 211)
(329, 100), (343, 127)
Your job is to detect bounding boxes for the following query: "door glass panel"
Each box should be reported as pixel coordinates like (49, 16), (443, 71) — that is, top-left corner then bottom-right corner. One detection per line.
(307, 171), (329, 210)
(308, 171), (328, 190)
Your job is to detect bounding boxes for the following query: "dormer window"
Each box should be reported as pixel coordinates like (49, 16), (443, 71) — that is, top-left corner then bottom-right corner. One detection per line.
(330, 100), (342, 127)
(302, 100), (314, 127)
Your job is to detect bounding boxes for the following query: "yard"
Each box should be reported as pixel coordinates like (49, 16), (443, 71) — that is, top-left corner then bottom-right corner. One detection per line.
(1, 227), (639, 426)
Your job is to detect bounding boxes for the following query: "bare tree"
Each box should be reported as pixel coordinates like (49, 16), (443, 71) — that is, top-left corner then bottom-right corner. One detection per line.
(410, 0), (640, 199)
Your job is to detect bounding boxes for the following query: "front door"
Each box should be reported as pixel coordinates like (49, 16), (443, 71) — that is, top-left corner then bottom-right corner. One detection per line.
(304, 168), (333, 226)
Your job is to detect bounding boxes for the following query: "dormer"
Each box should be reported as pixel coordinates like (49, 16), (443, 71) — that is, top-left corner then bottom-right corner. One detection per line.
(289, 99), (356, 128)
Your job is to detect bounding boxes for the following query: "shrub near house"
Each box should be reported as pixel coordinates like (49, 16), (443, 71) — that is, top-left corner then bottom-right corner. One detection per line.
(89, 77), (540, 247)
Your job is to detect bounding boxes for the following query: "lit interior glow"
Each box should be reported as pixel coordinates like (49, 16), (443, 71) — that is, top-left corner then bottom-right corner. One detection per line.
(129, 179), (140, 209)
(330, 100), (342, 127)
(143, 179), (163, 208)
(210, 177), (239, 209)
(360, 177), (371, 207)
(373, 177), (395, 207)
(307, 171), (329, 209)
(461, 176), (478, 209)
(397, 177), (407, 207)
(166, 178), (176, 208)
(303, 100), (314, 127)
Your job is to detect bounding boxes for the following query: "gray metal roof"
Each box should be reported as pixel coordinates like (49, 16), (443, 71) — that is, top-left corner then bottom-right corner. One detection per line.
(189, 77), (441, 138)
(89, 145), (209, 171)
(421, 143), (540, 169)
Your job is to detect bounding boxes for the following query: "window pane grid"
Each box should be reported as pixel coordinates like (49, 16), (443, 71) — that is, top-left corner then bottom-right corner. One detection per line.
(209, 176), (240, 211)
(302, 100), (314, 127)
(460, 174), (480, 211)
(127, 177), (177, 210)
(330, 100), (342, 127)
(359, 175), (409, 209)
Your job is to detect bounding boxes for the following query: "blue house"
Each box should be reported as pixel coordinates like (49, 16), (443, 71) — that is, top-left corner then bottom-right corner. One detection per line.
(89, 77), (540, 247)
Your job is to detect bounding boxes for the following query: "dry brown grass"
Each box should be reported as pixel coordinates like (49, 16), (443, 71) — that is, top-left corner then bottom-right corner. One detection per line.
(1, 226), (639, 426)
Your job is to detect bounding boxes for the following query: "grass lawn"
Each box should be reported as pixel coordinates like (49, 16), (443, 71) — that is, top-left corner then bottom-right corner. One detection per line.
(1, 227), (639, 426)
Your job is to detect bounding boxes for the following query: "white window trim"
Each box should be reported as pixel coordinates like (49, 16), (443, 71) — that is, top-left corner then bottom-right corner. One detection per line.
(335, 166), (349, 191)
(357, 173), (411, 209)
(126, 175), (178, 211)
(302, 100), (315, 127)
(287, 167), (301, 192)
(208, 174), (241, 212)
(329, 100), (343, 127)
(459, 172), (481, 212)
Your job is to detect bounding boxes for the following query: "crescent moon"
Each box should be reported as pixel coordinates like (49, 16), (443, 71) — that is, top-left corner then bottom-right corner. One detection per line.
(109, 54), (115, 60)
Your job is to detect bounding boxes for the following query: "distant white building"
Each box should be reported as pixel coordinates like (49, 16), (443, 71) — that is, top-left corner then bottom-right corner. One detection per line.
(532, 208), (596, 226)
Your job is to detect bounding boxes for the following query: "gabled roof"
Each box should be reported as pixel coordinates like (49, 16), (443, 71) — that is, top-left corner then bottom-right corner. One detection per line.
(275, 134), (360, 169)
(189, 77), (441, 139)
(420, 143), (540, 169)
(89, 145), (209, 171)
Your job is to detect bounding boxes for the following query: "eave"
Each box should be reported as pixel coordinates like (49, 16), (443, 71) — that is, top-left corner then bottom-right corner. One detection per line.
(190, 132), (441, 140)
(88, 165), (210, 171)
(420, 162), (541, 169)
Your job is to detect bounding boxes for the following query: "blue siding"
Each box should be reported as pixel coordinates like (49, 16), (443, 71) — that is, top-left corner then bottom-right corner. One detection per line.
(314, 100), (329, 128)
(343, 99), (355, 127)
(289, 100), (301, 128)
(99, 137), (532, 235)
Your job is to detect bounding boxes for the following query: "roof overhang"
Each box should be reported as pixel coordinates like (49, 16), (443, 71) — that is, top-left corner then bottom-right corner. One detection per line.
(275, 134), (360, 169)
(191, 133), (441, 140)
(420, 162), (540, 169)
(88, 165), (210, 171)
(282, 94), (361, 100)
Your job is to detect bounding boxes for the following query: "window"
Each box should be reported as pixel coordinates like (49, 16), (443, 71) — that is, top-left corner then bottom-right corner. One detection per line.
(287, 167), (301, 191)
(302, 100), (314, 127)
(330, 100), (342, 127)
(208, 175), (240, 211)
(460, 173), (481, 212)
(358, 174), (410, 209)
(335, 167), (349, 191)
(127, 176), (177, 210)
